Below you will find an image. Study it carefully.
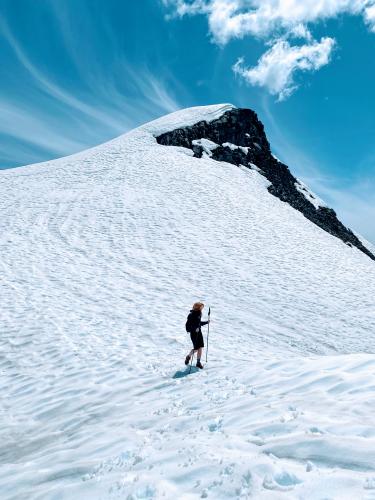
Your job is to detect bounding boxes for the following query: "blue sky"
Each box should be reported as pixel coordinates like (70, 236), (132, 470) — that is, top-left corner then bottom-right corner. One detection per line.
(1, 0), (375, 243)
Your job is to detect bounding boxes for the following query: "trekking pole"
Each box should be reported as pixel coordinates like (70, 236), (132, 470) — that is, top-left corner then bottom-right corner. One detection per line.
(189, 351), (195, 374)
(205, 307), (211, 363)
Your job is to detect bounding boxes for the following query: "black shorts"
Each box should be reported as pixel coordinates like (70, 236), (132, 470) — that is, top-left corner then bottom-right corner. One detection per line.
(190, 330), (204, 350)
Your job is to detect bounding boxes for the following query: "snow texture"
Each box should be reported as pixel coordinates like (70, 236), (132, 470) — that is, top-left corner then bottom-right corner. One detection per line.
(1, 103), (375, 499)
(143, 103), (235, 136)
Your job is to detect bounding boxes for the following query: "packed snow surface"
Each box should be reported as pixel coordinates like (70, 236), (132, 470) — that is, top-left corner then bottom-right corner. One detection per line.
(1, 104), (375, 499)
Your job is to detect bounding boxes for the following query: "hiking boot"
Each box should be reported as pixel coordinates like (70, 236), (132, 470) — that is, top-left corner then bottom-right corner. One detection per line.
(196, 360), (204, 369)
(185, 355), (191, 365)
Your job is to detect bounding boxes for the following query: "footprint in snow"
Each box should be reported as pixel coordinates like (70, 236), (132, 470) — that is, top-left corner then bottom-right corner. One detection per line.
(208, 417), (223, 432)
(235, 471), (253, 497)
(220, 463), (235, 477)
(83, 450), (133, 481)
(365, 478), (375, 490)
(306, 461), (315, 472)
(307, 426), (325, 435)
(125, 484), (156, 499)
(263, 471), (302, 491)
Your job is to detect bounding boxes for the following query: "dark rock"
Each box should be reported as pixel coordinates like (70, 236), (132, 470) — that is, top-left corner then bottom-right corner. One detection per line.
(156, 108), (374, 261)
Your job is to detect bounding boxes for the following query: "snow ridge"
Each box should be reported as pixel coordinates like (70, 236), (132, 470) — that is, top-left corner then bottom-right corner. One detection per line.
(157, 107), (374, 261)
(142, 103), (235, 136)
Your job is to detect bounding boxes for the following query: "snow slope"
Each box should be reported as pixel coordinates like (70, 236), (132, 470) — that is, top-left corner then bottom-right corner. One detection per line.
(1, 104), (375, 499)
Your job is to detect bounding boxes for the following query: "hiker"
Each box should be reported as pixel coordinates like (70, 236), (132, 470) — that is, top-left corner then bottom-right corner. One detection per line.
(185, 302), (210, 369)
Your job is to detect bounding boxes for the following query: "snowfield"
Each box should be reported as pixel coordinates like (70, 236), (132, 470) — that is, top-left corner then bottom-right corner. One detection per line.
(1, 104), (375, 499)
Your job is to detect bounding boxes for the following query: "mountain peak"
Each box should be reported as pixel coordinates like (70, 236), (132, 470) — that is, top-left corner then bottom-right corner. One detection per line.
(156, 106), (374, 261)
(2, 102), (375, 499)
(140, 103), (236, 136)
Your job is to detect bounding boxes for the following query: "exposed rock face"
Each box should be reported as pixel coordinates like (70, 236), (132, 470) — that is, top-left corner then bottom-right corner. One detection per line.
(156, 108), (374, 261)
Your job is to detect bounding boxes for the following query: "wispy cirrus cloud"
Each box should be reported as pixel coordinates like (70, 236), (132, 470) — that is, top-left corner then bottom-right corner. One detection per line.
(312, 179), (375, 245)
(163, 0), (375, 99)
(260, 95), (375, 243)
(0, 16), (128, 132)
(0, 11), (181, 168)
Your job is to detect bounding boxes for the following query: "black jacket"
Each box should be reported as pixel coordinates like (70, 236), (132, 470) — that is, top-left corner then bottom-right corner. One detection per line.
(186, 309), (208, 334)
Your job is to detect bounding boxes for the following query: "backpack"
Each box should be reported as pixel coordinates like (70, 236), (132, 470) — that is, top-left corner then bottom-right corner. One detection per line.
(185, 313), (192, 333)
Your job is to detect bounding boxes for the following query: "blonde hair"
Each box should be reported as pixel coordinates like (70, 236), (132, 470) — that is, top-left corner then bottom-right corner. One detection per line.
(192, 302), (204, 311)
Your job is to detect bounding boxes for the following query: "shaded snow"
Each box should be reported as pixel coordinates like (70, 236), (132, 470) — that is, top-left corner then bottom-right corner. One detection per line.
(1, 104), (375, 499)
(248, 162), (266, 176)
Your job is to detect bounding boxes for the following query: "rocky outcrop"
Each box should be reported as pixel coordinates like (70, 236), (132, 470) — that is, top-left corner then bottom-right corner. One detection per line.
(156, 108), (374, 261)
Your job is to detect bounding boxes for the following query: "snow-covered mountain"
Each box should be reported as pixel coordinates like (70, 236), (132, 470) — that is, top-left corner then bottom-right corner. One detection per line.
(157, 105), (374, 261)
(1, 104), (375, 499)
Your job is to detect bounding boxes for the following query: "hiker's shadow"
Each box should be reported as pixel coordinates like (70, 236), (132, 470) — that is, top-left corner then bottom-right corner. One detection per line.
(173, 366), (199, 378)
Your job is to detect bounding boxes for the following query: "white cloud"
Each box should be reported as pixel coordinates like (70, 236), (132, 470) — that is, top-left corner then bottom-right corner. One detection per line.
(164, 0), (375, 42)
(290, 24), (313, 41)
(0, 100), (88, 155)
(164, 0), (375, 98)
(233, 38), (335, 100)
(363, 3), (375, 30)
(0, 15), (181, 167)
(162, 0), (211, 17)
